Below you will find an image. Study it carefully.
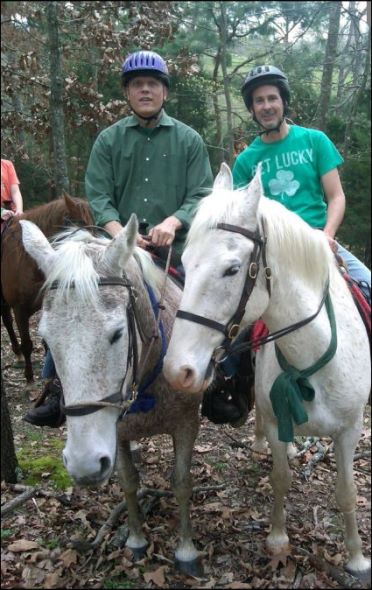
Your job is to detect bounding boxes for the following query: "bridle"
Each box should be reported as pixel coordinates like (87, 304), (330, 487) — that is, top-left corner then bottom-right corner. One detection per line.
(176, 221), (272, 359)
(48, 276), (141, 419)
(175, 221), (330, 364)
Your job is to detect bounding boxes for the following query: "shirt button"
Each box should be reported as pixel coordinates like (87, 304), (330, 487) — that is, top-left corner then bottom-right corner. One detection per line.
(145, 157), (150, 161)
(144, 198), (148, 202)
(145, 178), (148, 182)
(147, 138), (151, 142)
(143, 218), (147, 222)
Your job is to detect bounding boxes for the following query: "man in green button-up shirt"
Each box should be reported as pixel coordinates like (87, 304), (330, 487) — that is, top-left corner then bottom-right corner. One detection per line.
(85, 50), (213, 264)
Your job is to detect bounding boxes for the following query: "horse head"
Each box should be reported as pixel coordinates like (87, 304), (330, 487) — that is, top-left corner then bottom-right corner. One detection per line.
(163, 163), (270, 394)
(20, 215), (140, 486)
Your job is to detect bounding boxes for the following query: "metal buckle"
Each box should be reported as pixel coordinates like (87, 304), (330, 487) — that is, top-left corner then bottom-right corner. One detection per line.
(213, 346), (228, 364)
(265, 266), (272, 279)
(249, 262), (258, 279)
(228, 323), (240, 339)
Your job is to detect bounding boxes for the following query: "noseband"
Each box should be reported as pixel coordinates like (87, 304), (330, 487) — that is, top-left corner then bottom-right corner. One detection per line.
(48, 276), (139, 418)
(176, 222), (272, 352)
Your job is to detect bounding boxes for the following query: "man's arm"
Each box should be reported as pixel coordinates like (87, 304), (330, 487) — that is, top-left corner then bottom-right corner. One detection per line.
(321, 168), (346, 250)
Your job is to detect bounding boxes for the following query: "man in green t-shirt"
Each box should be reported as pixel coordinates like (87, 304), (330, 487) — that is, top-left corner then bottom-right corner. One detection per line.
(234, 65), (370, 302)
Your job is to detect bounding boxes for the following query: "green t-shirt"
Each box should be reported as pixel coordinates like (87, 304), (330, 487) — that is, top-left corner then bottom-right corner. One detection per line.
(233, 125), (344, 229)
(85, 111), (213, 256)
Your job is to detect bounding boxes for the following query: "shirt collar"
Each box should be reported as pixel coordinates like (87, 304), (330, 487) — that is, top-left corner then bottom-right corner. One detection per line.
(126, 110), (174, 128)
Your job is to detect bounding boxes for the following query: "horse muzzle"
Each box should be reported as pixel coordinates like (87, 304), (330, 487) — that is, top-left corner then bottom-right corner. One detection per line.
(163, 358), (214, 394)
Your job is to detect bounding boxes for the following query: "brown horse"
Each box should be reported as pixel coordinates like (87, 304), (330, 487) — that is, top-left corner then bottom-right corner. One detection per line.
(1, 194), (93, 382)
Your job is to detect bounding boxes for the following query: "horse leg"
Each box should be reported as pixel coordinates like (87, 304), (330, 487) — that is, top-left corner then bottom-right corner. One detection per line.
(13, 307), (34, 382)
(265, 424), (292, 555)
(252, 403), (268, 453)
(1, 301), (22, 358)
(116, 439), (148, 559)
(171, 427), (202, 576)
(333, 427), (370, 575)
(252, 405), (296, 459)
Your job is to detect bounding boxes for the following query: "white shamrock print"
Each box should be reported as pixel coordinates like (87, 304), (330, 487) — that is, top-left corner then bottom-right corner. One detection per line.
(269, 170), (300, 199)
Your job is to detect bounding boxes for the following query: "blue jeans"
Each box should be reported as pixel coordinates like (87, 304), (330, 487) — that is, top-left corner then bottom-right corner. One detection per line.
(336, 242), (371, 305)
(41, 349), (57, 379)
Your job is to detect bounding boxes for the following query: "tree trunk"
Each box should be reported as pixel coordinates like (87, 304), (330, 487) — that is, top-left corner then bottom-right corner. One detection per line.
(1, 378), (18, 483)
(219, 2), (234, 165)
(342, 27), (371, 157)
(212, 48), (225, 167)
(313, 1), (341, 130)
(47, 1), (70, 195)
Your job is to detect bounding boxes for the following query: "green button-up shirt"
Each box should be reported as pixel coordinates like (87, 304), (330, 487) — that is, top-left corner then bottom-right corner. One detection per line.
(85, 111), (213, 256)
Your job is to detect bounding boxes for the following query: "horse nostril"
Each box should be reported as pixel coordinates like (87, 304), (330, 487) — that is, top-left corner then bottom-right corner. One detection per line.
(182, 366), (195, 386)
(100, 455), (111, 476)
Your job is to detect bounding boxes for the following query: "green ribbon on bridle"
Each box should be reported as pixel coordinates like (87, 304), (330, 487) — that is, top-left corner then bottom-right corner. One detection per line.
(270, 290), (337, 443)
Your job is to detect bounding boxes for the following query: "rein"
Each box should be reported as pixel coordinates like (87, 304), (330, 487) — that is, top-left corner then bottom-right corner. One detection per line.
(176, 221), (331, 365)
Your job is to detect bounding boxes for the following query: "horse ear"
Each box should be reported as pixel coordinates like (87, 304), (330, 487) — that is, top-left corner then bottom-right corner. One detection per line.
(240, 164), (263, 221)
(19, 220), (56, 276)
(213, 162), (233, 191)
(103, 214), (139, 272)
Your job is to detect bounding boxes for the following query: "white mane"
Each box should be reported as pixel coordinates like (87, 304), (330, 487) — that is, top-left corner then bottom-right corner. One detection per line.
(188, 186), (338, 293)
(43, 228), (162, 304)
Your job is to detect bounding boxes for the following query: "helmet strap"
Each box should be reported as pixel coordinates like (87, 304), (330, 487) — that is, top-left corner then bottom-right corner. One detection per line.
(257, 117), (285, 136)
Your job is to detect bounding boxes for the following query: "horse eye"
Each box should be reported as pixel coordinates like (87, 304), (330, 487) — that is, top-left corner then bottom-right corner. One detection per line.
(223, 265), (240, 277)
(110, 329), (123, 345)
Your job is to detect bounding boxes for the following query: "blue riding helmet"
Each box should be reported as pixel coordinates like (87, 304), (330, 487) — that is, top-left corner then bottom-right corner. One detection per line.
(122, 50), (170, 88)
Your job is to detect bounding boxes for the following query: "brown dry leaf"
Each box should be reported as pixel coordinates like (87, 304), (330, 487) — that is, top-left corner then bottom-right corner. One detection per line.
(195, 444), (214, 453)
(44, 570), (63, 588)
(225, 583), (253, 589)
(143, 565), (168, 586)
(8, 539), (40, 552)
(60, 548), (78, 567)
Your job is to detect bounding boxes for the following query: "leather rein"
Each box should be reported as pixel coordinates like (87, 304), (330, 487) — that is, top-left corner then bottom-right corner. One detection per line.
(176, 221), (329, 363)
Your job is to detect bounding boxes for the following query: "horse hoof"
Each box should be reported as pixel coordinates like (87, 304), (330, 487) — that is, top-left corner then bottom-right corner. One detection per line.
(175, 557), (204, 577)
(345, 559), (371, 584)
(128, 544), (148, 561)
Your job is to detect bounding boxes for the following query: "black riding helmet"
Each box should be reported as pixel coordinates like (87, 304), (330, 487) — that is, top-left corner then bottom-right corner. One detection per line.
(241, 65), (290, 116)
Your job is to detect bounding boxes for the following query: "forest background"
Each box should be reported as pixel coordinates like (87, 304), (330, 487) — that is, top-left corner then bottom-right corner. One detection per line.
(1, 0), (371, 266)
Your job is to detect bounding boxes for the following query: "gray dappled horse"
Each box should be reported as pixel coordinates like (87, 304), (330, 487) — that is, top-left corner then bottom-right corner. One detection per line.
(20, 216), (203, 575)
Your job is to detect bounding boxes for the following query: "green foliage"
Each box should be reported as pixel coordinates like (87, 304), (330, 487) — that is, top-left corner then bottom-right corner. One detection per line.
(16, 437), (73, 491)
(103, 578), (138, 589)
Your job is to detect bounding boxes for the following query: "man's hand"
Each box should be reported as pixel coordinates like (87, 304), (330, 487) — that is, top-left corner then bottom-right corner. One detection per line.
(148, 215), (182, 247)
(323, 230), (338, 254)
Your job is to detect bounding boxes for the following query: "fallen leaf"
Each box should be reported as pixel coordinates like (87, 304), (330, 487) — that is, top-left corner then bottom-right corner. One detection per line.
(143, 565), (168, 586)
(8, 540), (40, 552)
(60, 549), (78, 567)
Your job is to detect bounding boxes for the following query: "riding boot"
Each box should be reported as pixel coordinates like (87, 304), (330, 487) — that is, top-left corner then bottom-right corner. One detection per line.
(23, 377), (66, 428)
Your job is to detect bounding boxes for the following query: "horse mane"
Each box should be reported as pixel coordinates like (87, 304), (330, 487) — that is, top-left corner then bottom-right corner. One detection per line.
(188, 186), (335, 292)
(43, 228), (162, 304)
(19, 196), (91, 236)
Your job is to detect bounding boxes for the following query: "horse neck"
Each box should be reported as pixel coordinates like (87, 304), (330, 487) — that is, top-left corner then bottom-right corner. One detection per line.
(23, 202), (65, 237)
(260, 227), (336, 370)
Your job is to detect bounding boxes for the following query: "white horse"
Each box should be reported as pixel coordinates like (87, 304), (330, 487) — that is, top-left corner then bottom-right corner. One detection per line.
(20, 216), (203, 575)
(163, 164), (370, 575)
